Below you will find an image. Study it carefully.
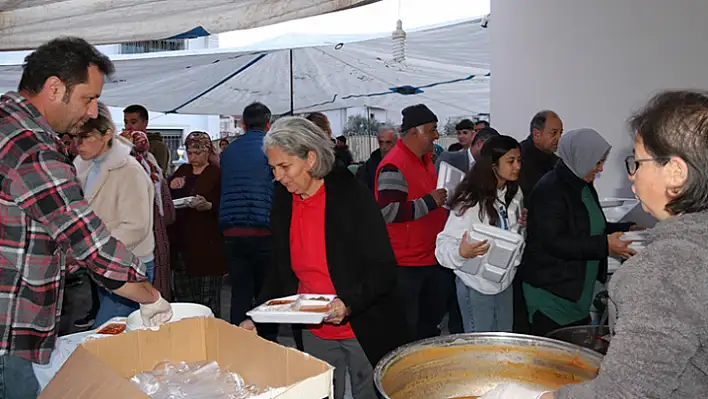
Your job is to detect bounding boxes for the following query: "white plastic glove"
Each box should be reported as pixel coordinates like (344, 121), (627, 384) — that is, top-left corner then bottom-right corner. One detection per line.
(139, 293), (173, 327)
(479, 383), (550, 399)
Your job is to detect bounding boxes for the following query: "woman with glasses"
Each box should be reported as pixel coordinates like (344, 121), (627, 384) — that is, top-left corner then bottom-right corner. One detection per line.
(73, 103), (156, 327)
(168, 131), (226, 316)
(519, 90), (708, 399)
(487, 91), (708, 399)
(520, 128), (636, 338)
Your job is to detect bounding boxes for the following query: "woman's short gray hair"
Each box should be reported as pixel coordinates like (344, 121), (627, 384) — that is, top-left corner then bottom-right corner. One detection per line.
(263, 117), (336, 179)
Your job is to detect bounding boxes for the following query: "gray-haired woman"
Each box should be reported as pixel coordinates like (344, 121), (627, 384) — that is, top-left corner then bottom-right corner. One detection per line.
(240, 117), (409, 399)
(485, 90), (708, 399)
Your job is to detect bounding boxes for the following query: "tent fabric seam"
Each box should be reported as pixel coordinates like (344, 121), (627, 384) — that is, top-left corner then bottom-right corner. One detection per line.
(167, 52), (268, 113)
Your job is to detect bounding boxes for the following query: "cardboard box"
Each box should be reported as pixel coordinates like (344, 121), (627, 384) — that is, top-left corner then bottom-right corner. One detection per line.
(39, 318), (333, 399)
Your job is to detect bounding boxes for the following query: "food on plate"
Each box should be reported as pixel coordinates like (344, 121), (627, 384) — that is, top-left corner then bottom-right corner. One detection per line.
(306, 296), (331, 302)
(97, 323), (126, 335)
(265, 299), (296, 306)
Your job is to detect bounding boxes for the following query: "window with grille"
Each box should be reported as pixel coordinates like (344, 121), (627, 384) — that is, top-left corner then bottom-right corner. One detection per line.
(121, 40), (186, 54)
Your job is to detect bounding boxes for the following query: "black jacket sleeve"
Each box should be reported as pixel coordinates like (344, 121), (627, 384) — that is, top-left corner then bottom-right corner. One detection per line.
(606, 222), (634, 234)
(533, 189), (609, 261)
(519, 165), (543, 200)
(337, 184), (398, 318)
(356, 161), (373, 192)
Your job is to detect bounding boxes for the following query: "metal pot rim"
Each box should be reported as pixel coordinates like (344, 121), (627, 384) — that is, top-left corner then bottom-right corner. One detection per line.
(374, 332), (604, 398)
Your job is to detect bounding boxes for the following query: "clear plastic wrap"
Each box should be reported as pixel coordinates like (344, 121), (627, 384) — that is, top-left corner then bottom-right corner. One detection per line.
(130, 361), (260, 399)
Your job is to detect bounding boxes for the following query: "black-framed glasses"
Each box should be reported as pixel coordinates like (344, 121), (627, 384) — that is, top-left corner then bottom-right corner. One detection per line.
(625, 155), (667, 176)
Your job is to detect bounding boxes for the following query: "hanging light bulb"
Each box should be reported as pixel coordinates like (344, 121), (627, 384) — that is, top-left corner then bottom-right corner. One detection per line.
(392, 19), (406, 63)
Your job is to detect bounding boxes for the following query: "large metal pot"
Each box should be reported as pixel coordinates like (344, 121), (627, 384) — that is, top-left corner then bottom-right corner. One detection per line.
(546, 325), (611, 355)
(374, 333), (603, 399)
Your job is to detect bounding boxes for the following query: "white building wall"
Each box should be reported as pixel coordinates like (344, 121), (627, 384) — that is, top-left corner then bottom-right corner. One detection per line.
(317, 107), (395, 137)
(110, 107), (219, 137)
(127, 37), (220, 140)
(491, 0), (708, 203)
(345, 106), (392, 124)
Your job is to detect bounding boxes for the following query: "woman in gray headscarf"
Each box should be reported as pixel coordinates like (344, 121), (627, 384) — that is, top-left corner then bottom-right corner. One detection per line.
(519, 128), (636, 337)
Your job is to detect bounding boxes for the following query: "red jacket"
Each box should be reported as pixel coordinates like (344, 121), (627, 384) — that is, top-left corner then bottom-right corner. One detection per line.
(376, 141), (447, 266)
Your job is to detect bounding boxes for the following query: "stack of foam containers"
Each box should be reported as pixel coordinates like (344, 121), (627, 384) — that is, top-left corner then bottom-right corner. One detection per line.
(601, 198), (641, 274)
(460, 224), (525, 282)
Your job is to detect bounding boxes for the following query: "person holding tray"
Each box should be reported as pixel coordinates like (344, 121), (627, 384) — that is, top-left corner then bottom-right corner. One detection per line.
(240, 116), (408, 399)
(482, 91), (708, 399)
(521, 128), (636, 337)
(435, 135), (524, 333)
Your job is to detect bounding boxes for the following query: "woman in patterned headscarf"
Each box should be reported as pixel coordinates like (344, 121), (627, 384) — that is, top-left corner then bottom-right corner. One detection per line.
(121, 130), (176, 301)
(168, 131), (226, 316)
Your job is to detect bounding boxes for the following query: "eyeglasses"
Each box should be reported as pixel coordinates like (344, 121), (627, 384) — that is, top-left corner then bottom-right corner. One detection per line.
(624, 155), (667, 175)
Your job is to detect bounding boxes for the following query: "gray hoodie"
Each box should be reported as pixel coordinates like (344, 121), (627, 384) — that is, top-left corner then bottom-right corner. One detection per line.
(558, 211), (708, 398)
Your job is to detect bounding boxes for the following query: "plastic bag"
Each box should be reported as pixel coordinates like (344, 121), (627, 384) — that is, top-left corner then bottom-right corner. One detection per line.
(131, 361), (259, 399)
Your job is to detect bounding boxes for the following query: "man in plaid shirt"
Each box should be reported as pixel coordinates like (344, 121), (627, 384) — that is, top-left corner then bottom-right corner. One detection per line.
(0, 37), (173, 398)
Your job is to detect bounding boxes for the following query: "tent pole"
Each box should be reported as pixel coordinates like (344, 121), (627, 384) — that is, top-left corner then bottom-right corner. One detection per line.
(289, 49), (294, 115)
(366, 105), (372, 156)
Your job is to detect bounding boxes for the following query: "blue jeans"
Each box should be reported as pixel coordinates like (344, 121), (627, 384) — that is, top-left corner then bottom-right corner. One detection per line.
(0, 355), (39, 399)
(224, 236), (278, 341)
(93, 260), (154, 328)
(456, 277), (514, 333)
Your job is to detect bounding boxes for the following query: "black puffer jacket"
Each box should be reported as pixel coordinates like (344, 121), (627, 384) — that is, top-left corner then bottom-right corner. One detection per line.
(521, 161), (631, 301)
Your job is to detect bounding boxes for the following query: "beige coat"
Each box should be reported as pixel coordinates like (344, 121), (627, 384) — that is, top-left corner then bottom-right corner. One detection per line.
(74, 137), (155, 259)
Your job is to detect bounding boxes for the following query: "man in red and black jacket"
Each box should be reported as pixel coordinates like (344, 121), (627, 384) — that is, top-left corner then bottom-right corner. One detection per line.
(375, 104), (451, 340)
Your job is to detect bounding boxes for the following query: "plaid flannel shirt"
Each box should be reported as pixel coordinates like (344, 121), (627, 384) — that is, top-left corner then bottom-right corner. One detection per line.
(0, 92), (146, 364)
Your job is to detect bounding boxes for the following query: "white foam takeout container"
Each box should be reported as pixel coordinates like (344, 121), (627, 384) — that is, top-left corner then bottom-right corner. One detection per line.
(459, 224), (525, 283)
(620, 231), (648, 242)
(600, 198), (640, 223)
(247, 294), (335, 324)
(621, 230), (648, 252)
(609, 230), (648, 272)
(83, 317), (128, 341)
(172, 196), (197, 209)
(126, 302), (214, 331)
(436, 161), (466, 208)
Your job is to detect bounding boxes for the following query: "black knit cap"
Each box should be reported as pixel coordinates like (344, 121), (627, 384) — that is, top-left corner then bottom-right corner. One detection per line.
(401, 104), (438, 132)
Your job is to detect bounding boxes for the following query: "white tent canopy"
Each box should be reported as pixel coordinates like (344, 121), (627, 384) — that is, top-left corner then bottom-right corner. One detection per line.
(0, 19), (490, 120)
(0, 0), (377, 50)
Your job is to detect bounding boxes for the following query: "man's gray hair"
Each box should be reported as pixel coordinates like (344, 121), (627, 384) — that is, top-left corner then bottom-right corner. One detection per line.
(263, 117), (336, 179)
(378, 124), (396, 135)
(529, 110), (559, 135)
